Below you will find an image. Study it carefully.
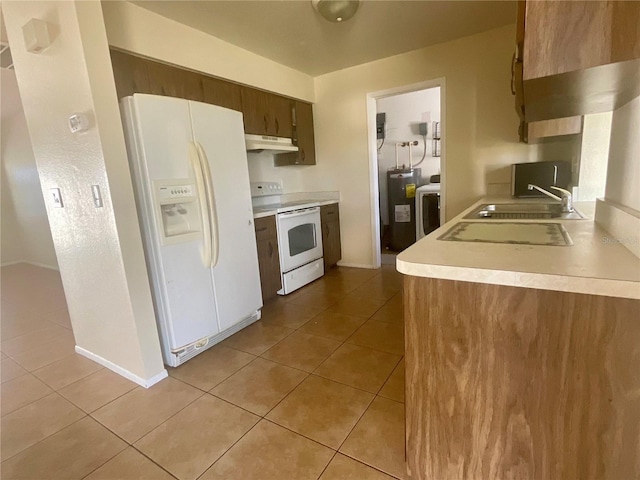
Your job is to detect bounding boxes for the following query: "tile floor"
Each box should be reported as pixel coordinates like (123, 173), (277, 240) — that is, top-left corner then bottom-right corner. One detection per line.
(1, 263), (407, 480)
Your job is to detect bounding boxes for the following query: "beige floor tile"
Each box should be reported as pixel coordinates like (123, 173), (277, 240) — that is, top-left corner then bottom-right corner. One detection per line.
(325, 295), (388, 319)
(33, 353), (103, 390)
(320, 453), (396, 480)
(200, 420), (333, 480)
(371, 293), (404, 324)
(314, 344), (401, 393)
(1, 373), (53, 416)
(0, 316), (65, 342)
(266, 375), (373, 449)
(325, 267), (379, 285)
(58, 368), (137, 413)
(1, 393), (85, 461)
(9, 334), (76, 371)
(340, 396), (408, 479)
(349, 283), (399, 302)
(1, 416), (126, 480)
(136, 394), (258, 480)
(169, 345), (255, 390)
(378, 359), (405, 403)
(347, 320), (405, 355)
(84, 447), (174, 480)
(260, 301), (325, 329)
(1, 357), (28, 384)
(261, 331), (340, 372)
(211, 358), (307, 416)
(1, 323), (73, 357)
(221, 322), (293, 355)
(299, 311), (368, 341)
(286, 289), (343, 310)
(46, 306), (73, 330)
(92, 377), (202, 443)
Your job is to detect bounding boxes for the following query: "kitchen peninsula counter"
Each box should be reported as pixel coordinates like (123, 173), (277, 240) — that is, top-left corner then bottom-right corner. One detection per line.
(399, 197), (640, 480)
(397, 197), (640, 299)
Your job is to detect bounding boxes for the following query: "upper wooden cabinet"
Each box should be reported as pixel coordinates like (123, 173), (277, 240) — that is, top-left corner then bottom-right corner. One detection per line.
(202, 76), (242, 112)
(275, 101), (316, 166)
(147, 61), (203, 102)
(240, 88), (293, 138)
(110, 50), (151, 99)
(514, 0), (640, 122)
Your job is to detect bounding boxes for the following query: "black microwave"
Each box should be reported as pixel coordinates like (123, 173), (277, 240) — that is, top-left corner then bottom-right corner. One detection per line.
(511, 161), (571, 197)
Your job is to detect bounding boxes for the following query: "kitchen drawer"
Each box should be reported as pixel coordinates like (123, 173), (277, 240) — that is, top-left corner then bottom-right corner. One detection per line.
(254, 215), (277, 241)
(320, 203), (339, 223)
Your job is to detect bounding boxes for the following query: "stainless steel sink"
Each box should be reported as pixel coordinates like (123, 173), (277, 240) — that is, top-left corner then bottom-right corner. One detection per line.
(463, 203), (585, 220)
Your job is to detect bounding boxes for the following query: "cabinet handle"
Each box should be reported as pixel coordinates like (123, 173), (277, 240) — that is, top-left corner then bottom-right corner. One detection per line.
(275, 118), (279, 134)
(268, 241), (273, 257)
(301, 149), (305, 162)
(510, 52), (516, 95)
(263, 115), (268, 132)
(256, 227), (268, 232)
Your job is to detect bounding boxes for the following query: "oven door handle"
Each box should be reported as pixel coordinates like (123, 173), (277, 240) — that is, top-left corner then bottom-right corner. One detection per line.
(278, 207), (320, 219)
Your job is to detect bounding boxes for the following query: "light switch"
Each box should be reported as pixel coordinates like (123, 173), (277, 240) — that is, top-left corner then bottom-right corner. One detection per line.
(91, 185), (103, 208)
(50, 188), (63, 208)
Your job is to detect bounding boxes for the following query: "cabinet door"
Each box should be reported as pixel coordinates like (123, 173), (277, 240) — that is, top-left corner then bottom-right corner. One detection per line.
(295, 101), (316, 165)
(110, 49), (150, 98)
(147, 61), (204, 102)
(274, 101), (316, 166)
(269, 94), (293, 138)
(202, 76), (242, 112)
(241, 87), (271, 135)
(254, 216), (282, 301)
(256, 237), (282, 301)
(321, 204), (341, 270)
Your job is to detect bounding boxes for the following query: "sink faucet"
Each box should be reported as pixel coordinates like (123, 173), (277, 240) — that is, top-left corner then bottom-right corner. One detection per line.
(527, 184), (574, 213)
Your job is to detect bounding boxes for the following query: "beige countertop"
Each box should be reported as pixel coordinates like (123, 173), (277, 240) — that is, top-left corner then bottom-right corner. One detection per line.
(397, 197), (640, 299)
(252, 198), (338, 219)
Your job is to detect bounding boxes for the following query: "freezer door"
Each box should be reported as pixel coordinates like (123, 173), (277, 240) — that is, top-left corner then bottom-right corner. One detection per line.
(188, 101), (263, 332)
(124, 94), (220, 353)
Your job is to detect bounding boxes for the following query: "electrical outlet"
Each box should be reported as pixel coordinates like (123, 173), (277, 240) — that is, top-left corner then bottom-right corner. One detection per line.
(50, 188), (63, 208)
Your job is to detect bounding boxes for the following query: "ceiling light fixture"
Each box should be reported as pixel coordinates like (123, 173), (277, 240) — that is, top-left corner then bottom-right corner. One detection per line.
(312, 0), (360, 23)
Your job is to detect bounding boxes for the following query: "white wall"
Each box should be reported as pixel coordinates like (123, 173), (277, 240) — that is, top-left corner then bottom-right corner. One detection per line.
(3, 0), (165, 385)
(308, 24), (563, 267)
(575, 112), (612, 202)
(1, 69), (58, 268)
(605, 96), (640, 212)
(101, 1), (315, 102)
(376, 87), (440, 225)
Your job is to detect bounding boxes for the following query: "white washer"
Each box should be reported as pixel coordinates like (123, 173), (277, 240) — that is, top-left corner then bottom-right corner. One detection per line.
(416, 184), (441, 239)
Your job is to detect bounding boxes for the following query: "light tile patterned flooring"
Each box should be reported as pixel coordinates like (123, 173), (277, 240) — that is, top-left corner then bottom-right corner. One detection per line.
(1, 263), (407, 480)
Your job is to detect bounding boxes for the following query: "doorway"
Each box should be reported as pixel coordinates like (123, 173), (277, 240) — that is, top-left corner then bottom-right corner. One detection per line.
(366, 79), (446, 268)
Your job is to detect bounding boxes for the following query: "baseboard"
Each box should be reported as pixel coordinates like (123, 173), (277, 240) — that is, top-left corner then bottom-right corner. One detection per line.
(336, 261), (378, 269)
(75, 345), (168, 389)
(0, 260), (59, 270)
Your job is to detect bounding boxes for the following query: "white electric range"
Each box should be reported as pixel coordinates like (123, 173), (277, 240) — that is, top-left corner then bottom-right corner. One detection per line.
(251, 182), (324, 294)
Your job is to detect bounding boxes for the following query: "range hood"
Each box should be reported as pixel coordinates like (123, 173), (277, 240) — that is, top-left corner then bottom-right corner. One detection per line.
(245, 134), (298, 154)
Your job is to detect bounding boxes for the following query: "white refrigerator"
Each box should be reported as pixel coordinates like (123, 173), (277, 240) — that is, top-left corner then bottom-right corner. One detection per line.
(120, 94), (262, 367)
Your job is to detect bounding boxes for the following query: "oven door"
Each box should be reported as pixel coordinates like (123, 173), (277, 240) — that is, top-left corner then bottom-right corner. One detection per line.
(276, 207), (323, 273)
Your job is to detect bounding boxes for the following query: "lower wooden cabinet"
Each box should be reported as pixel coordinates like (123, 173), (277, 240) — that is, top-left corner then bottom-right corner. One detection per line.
(321, 203), (341, 271)
(254, 216), (282, 302)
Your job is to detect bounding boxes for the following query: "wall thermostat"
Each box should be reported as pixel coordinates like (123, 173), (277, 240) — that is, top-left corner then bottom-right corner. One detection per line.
(69, 113), (89, 133)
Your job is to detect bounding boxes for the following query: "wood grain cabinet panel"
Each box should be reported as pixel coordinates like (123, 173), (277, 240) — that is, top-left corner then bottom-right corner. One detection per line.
(147, 61), (203, 102)
(241, 87), (294, 137)
(109, 50), (150, 99)
(403, 276), (640, 480)
(254, 216), (282, 302)
(515, 0), (640, 122)
(275, 101), (316, 166)
(202, 76), (242, 112)
(320, 204), (341, 270)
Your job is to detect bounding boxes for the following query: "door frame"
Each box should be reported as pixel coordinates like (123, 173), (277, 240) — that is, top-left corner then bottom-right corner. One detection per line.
(365, 78), (446, 268)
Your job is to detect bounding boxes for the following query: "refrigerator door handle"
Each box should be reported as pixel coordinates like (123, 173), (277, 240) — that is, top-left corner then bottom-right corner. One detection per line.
(195, 142), (220, 268)
(188, 143), (212, 267)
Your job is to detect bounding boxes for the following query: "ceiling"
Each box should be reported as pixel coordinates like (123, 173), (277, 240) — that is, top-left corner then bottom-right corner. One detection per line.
(130, 1), (517, 76)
